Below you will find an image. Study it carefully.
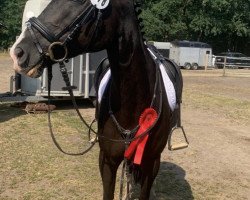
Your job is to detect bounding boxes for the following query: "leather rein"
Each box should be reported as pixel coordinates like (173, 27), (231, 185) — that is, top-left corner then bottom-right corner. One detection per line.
(26, 2), (163, 156)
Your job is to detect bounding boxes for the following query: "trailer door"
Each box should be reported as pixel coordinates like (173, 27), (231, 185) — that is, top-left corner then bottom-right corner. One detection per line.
(199, 48), (212, 67)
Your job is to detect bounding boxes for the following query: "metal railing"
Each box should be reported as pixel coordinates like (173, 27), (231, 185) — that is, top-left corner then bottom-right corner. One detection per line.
(214, 56), (250, 69)
(214, 56), (250, 76)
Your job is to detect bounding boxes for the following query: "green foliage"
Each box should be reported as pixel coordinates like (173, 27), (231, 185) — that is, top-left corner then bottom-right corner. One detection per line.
(142, 0), (250, 54)
(0, 0), (249, 54)
(0, 0), (26, 50)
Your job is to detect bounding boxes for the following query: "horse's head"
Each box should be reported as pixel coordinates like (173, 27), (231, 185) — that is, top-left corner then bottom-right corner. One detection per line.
(10, 0), (139, 78)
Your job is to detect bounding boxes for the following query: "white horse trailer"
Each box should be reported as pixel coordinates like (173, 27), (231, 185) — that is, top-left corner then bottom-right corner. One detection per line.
(18, 0), (106, 99)
(149, 41), (171, 58)
(150, 41), (213, 70)
(169, 41), (213, 70)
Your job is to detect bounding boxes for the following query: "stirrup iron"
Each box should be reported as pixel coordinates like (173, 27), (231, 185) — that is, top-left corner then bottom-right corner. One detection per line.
(168, 125), (189, 151)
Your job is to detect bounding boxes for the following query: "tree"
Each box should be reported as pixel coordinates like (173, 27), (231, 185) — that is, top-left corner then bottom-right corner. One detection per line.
(0, 0), (26, 50)
(141, 0), (250, 54)
(0, 0), (249, 54)
(189, 0), (250, 52)
(142, 0), (190, 41)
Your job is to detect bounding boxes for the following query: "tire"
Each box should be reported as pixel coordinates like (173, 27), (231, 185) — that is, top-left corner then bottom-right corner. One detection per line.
(184, 63), (191, 70)
(191, 63), (199, 70)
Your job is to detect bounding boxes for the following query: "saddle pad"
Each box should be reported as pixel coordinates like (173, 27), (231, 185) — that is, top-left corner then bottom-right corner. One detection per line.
(97, 50), (176, 111)
(98, 69), (111, 103)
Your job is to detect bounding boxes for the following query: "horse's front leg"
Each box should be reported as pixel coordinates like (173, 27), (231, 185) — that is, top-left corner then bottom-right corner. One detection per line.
(99, 149), (122, 200)
(139, 156), (161, 200)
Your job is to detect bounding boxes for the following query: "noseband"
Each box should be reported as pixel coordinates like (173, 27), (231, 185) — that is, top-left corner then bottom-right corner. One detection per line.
(26, 3), (102, 62)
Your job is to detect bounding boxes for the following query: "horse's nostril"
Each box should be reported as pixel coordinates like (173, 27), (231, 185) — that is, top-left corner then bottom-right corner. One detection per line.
(15, 47), (24, 58)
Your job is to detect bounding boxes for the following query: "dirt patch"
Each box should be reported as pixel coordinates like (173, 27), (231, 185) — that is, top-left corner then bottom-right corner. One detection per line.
(159, 70), (250, 200)
(0, 54), (14, 93)
(1, 55), (250, 199)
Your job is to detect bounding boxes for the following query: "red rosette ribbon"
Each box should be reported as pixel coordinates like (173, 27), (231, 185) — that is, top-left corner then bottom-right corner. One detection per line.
(124, 108), (158, 165)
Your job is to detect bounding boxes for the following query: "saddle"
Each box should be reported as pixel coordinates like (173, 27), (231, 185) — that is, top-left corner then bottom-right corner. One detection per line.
(94, 46), (182, 104)
(94, 58), (110, 94)
(93, 58), (110, 120)
(93, 45), (188, 150)
(147, 44), (183, 106)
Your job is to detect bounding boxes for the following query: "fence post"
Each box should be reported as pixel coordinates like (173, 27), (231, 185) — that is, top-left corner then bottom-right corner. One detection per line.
(205, 54), (208, 71)
(223, 56), (227, 77)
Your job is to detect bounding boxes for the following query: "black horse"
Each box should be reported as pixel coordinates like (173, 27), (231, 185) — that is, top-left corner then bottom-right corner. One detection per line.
(10, 0), (183, 199)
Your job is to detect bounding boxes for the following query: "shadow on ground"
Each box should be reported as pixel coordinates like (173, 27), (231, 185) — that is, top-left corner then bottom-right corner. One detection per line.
(154, 161), (194, 200)
(0, 104), (26, 123)
(0, 99), (95, 123)
(49, 99), (95, 110)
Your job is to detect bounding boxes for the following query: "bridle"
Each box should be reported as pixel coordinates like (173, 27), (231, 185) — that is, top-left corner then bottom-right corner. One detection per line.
(25, 1), (107, 156)
(25, 0), (163, 156)
(26, 2), (102, 63)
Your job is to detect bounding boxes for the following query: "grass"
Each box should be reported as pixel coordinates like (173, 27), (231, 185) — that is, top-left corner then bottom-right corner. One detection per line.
(0, 104), (102, 200)
(1, 103), (196, 200)
(0, 71), (250, 199)
(183, 88), (250, 125)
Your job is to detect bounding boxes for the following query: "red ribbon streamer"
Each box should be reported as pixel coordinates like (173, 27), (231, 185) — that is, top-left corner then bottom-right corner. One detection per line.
(124, 108), (157, 165)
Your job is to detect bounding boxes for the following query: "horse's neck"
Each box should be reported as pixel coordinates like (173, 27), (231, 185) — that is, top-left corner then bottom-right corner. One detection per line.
(106, 30), (156, 116)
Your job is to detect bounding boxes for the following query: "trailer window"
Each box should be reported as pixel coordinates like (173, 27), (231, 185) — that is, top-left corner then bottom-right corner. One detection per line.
(157, 49), (170, 58)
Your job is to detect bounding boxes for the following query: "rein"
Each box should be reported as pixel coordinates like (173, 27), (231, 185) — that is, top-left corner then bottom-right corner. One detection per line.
(27, 1), (163, 155)
(26, 1), (103, 156)
(47, 63), (98, 156)
(46, 59), (162, 155)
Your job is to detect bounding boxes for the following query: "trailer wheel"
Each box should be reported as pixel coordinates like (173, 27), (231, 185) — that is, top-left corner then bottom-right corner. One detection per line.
(192, 63), (199, 70)
(184, 63), (191, 70)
